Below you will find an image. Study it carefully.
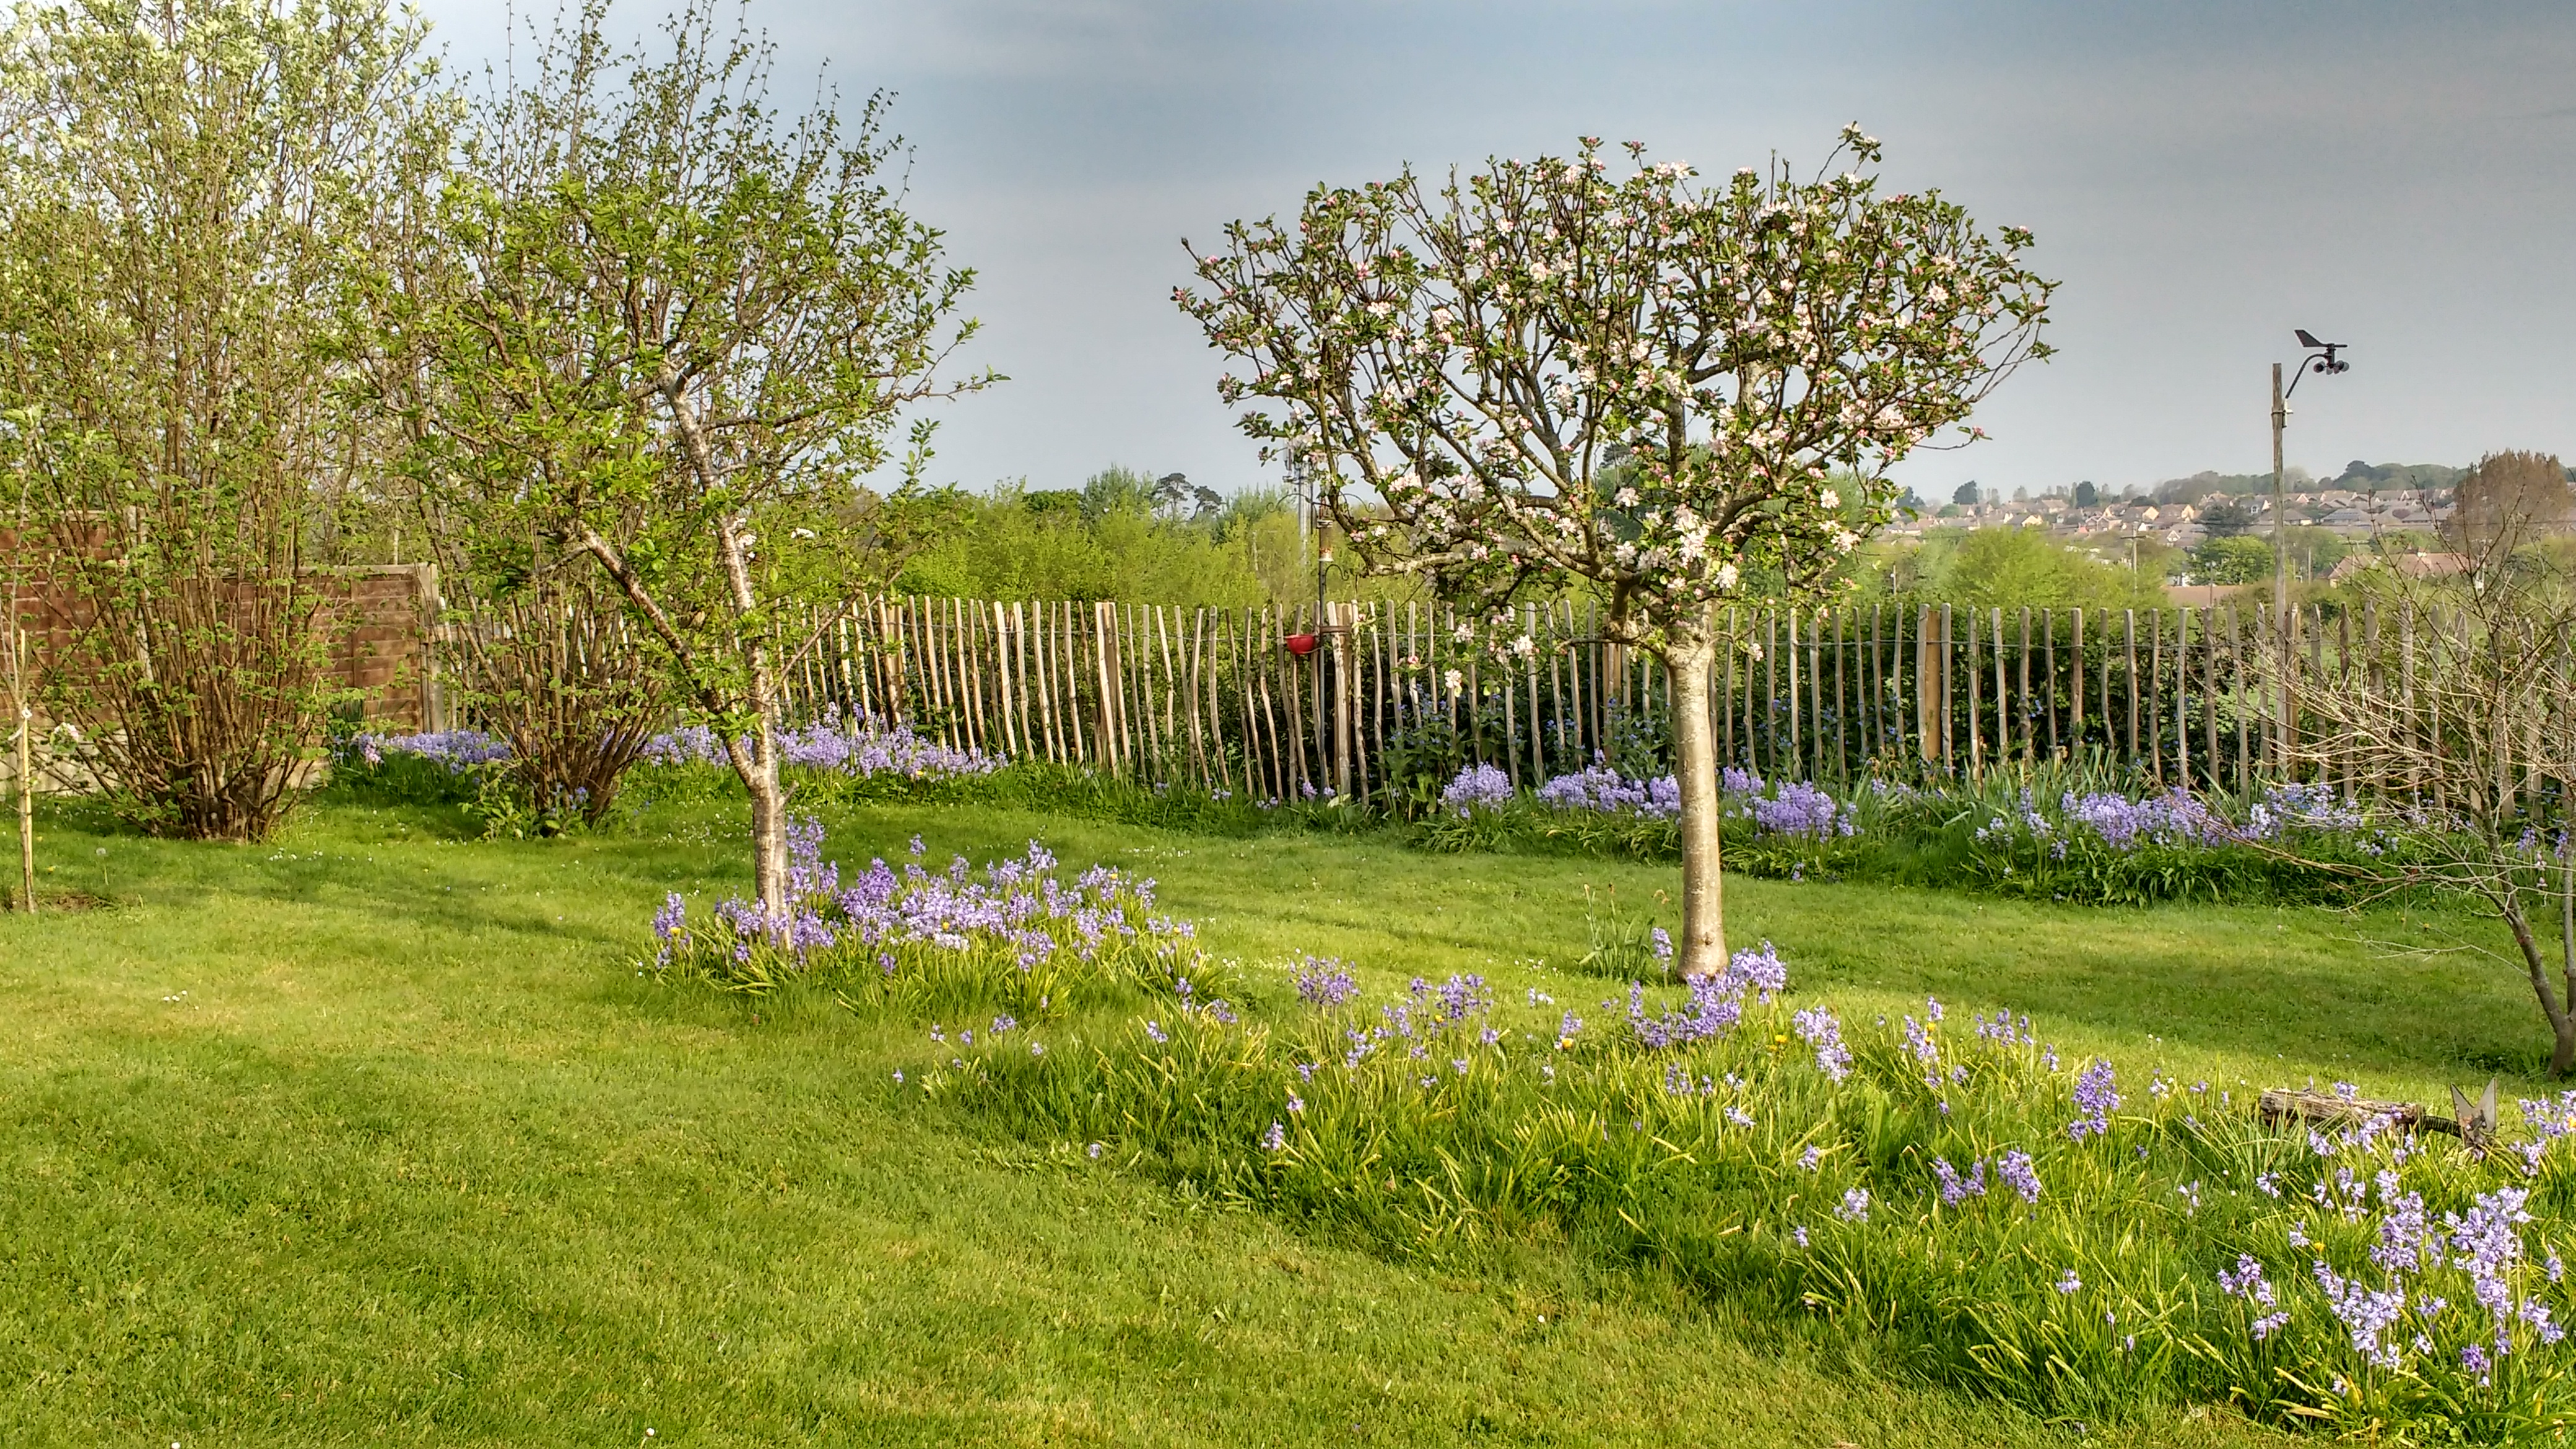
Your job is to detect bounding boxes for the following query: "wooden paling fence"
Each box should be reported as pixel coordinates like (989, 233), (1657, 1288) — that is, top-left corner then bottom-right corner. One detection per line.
(751, 596), (2491, 803)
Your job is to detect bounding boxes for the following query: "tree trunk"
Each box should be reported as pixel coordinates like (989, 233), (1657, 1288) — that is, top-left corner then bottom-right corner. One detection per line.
(1668, 616), (1728, 978)
(2501, 892), (2576, 1075)
(715, 521), (791, 921)
(2562, 850), (2575, 1073)
(744, 710), (788, 918)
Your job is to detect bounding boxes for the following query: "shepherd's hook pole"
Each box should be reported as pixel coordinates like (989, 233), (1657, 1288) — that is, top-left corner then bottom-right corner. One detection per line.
(2271, 362), (2290, 774)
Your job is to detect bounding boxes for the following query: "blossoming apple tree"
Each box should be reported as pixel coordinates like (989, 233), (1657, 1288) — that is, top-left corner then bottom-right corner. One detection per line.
(1178, 129), (2053, 975)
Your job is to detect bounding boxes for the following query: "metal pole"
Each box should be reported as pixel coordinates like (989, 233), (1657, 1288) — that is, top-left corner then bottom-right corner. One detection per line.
(2271, 362), (2290, 773)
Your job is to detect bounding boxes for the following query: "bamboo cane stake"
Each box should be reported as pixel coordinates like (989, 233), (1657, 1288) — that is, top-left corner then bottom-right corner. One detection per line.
(2123, 609), (2139, 768)
(2361, 599), (2380, 798)
(2229, 606), (2248, 793)
(12, 625), (32, 916)
(2171, 607), (2191, 786)
(1720, 606), (1737, 767)
(1524, 603), (1543, 783)
(2399, 602), (2416, 803)
(2175, 605), (2192, 786)
(1258, 608), (1286, 798)
(2151, 609), (2168, 788)
(1875, 601), (1895, 768)
(1549, 605), (1569, 767)
(2068, 607), (2085, 755)
(1965, 607), (1985, 779)
(1376, 604), (1396, 801)
(1990, 607), (2008, 770)
(1919, 601), (1934, 765)
(2017, 606), (2034, 765)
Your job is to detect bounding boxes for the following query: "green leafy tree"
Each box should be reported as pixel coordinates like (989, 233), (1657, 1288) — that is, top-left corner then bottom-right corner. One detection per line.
(1178, 128), (2053, 975)
(2196, 495), (2256, 539)
(1926, 527), (2162, 612)
(0, 0), (442, 840)
(388, 2), (988, 911)
(897, 474), (1272, 604)
(1952, 480), (1983, 507)
(2282, 525), (2347, 582)
(2188, 535), (2272, 586)
(2071, 479), (2097, 508)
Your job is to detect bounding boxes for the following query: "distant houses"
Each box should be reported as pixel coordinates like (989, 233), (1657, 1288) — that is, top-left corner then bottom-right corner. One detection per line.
(1899, 487), (2453, 546)
(2326, 551), (2469, 584)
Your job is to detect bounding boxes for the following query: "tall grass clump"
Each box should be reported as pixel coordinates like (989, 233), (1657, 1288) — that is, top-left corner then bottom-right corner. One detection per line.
(903, 939), (2576, 1440)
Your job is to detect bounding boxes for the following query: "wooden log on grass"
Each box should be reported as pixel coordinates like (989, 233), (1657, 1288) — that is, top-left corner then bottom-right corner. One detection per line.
(2258, 1082), (2496, 1154)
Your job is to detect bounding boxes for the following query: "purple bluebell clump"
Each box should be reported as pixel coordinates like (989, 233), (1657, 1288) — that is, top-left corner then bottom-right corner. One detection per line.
(655, 815), (1194, 988)
(2057, 788), (2230, 850)
(643, 711), (1002, 780)
(1628, 941), (1790, 1049)
(1534, 765), (1681, 818)
(1931, 1156), (1988, 1206)
(352, 728), (511, 772)
(651, 892), (689, 966)
(1749, 781), (1855, 839)
(1791, 1004), (1851, 1082)
(1292, 955), (1360, 1007)
(2068, 1060), (2120, 1141)
(1440, 762), (1516, 815)
(1996, 1149), (2041, 1204)
(2245, 781), (2368, 838)
(2310, 1260), (2409, 1368)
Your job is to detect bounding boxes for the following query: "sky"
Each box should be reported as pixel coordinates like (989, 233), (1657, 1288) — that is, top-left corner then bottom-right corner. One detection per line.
(415, 0), (2576, 502)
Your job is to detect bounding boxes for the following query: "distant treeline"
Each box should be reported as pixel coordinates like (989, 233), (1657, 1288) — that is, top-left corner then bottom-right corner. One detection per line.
(894, 466), (1423, 608)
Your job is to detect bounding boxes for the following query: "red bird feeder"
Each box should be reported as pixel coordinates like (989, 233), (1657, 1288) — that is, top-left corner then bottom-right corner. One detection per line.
(1281, 632), (1320, 657)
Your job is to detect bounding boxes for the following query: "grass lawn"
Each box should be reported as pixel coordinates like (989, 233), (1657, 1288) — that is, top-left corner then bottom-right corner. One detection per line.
(0, 794), (2548, 1445)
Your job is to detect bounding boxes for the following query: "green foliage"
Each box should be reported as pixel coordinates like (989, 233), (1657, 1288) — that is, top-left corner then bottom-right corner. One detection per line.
(897, 473), (1275, 604)
(2189, 536), (2273, 586)
(2280, 526), (2347, 582)
(892, 471), (1406, 607)
(1873, 528), (2167, 612)
(0, 0), (442, 840)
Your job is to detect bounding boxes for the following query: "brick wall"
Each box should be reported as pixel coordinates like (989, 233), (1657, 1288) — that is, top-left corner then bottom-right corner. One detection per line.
(4, 550), (440, 733)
